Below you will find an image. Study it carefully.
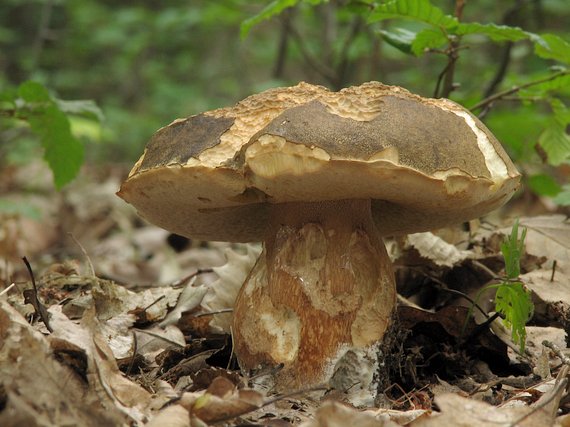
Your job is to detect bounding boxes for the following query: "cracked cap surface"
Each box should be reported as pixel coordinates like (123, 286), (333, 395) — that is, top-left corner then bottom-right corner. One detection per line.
(118, 81), (520, 241)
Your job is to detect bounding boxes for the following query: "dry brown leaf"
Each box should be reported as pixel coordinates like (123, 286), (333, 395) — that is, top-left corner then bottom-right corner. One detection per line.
(406, 232), (470, 267)
(179, 376), (264, 424)
(146, 404), (191, 427)
(47, 304), (153, 423)
(0, 301), (128, 426)
(410, 367), (568, 427)
(299, 400), (400, 427)
(160, 282), (209, 327)
(518, 215), (570, 269)
(201, 244), (261, 332)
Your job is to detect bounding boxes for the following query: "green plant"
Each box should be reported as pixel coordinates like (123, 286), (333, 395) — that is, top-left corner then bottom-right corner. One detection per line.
(0, 81), (102, 189)
(495, 219), (533, 352)
(463, 219), (533, 353)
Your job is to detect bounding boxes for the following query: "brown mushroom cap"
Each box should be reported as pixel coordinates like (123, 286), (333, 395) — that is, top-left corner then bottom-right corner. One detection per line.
(118, 82), (520, 241)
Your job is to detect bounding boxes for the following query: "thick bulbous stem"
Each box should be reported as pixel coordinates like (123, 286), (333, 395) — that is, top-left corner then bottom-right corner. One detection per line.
(232, 199), (396, 394)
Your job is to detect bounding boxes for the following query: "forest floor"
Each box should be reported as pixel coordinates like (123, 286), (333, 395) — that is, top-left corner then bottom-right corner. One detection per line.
(1, 162), (569, 426)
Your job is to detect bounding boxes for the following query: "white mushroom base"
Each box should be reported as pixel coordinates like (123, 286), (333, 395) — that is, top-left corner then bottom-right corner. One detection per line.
(233, 199), (396, 399)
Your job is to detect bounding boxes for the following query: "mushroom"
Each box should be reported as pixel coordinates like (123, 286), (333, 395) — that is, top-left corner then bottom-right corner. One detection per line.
(118, 82), (520, 398)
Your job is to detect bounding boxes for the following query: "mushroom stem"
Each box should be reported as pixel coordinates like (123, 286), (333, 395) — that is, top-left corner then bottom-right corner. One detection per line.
(233, 199), (396, 393)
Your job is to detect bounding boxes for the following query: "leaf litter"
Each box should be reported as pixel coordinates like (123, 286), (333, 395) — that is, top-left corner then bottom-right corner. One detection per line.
(1, 163), (570, 425)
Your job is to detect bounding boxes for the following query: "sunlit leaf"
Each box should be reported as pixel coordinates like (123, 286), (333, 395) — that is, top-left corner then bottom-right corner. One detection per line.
(27, 106), (84, 189)
(527, 174), (562, 197)
(368, 0), (457, 28)
(533, 33), (570, 64)
(501, 219), (526, 279)
(55, 99), (104, 122)
(539, 123), (570, 165)
(455, 22), (528, 42)
(538, 100), (570, 166)
(519, 74), (570, 98)
(240, 0), (329, 38)
(495, 282), (533, 353)
(18, 81), (51, 103)
(553, 184), (570, 206)
(496, 220), (533, 353)
(377, 28), (415, 54)
(411, 27), (447, 55)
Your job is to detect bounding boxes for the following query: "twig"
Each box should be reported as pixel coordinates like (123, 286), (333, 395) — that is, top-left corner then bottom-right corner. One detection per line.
(125, 331), (138, 377)
(171, 268), (214, 288)
(435, 0), (466, 98)
(543, 340), (570, 366)
(273, 8), (293, 78)
(436, 286), (490, 320)
(470, 260), (501, 280)
(334, 16), (364, 89)
(143, 295), (165, 312)
(471, 69), (570, 112)
(289, 24), (338, 83)
(193, 308), (233, 318)
(550, 260), (557, 282)
(133, 328), (185, 348)
(30, 0), (55, 72)
(22, 256), (53, 333)
(212, 384), (329, 424)
(483, 42), (514, 99)
(0, 283), (16, 297)
(462, 312), (501, 344)
(228, 325), (235, 371)
(482, 0), (525, 98)
(454, 0), (466, 19)
(507, 366), (569, 427)
(68, 232), (95, 277)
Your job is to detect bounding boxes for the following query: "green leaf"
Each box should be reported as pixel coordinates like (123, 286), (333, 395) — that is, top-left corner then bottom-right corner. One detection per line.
(377, 28), (415, 54)
(553, 184), (570, 206)
(495, 282), (533, 352)
(455, 22), (528, 42)
(495, 220), (533, 353)
(27, 106), (84, 189)
(527, 174), (562, 197)
(368, 0), (458, 29)
(18, 81), (51, 103)
(240, 0), (316, 39)
(539, 99), (570, 166)
(533, 33), (570, 64)
(539, 123), (570, 165)
(501, 219), (526, 280)
(519, 74), (570, 98)
(0, 86), (18, 104)
(55, 99), (105, 122)
(411, 27), (447, 55)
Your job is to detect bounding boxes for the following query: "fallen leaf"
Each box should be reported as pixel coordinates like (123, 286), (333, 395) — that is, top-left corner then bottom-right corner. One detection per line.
(179, 376), (264, 424)
(410, 367), (568, 426)
(0, 301), (128, 426)
(147, 404), (191, 427)
(407, 232), (471, 267)
(299, 400), (400, 427)
(201, 244), (261, 332)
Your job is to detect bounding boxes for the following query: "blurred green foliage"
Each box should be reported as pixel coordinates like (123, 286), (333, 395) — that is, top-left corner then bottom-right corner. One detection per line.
(1, 0), (569, 199)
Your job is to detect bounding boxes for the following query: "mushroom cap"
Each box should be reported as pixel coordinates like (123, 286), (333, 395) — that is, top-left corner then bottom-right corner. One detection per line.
(118, 82), (520, 242)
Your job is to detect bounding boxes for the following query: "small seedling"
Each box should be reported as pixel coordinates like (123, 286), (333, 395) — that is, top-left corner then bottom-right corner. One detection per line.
(464, 219), (534, 353)
(495, 219), (533, 352)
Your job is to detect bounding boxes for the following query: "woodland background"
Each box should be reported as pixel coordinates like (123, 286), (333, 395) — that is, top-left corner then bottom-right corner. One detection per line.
(1, 0), (569, 198)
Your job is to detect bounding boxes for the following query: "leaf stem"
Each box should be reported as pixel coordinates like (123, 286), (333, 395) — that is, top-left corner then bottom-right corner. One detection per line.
(471, 69), (570, 112)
